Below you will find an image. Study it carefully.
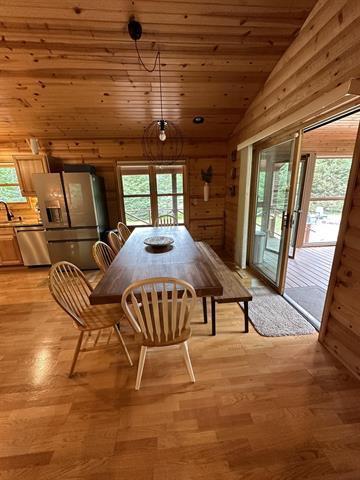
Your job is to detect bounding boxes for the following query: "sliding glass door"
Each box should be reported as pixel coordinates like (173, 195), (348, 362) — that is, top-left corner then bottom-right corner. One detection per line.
(288, 155), (308, 258)
(249, 136), (301, 290)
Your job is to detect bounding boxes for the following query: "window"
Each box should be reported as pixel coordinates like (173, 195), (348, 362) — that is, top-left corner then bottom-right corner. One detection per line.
(156, 167), (184, 224)
(118, 165), (185, 226)
(306, 157), (352, 244)
(0, 164), (26, 203)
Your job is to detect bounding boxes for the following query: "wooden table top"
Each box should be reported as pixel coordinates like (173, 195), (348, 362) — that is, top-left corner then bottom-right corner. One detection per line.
(90, 226), (223, 305)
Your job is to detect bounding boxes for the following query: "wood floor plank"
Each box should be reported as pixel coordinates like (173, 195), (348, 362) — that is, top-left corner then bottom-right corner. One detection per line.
(0, 265), (359, 479)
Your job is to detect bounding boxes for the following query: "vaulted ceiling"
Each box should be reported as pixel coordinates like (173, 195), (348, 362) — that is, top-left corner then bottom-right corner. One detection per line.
(0, 0), (317, 141)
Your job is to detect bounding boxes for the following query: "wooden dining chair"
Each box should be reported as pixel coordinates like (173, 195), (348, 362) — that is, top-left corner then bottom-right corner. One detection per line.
(121, 277), (197, 390)
(117, 222), (131, 243)
(49, 261), (133, 377)
(108, 230), (123, 254)
(155, 214), (178, 227)
(92, 240), (115, 273)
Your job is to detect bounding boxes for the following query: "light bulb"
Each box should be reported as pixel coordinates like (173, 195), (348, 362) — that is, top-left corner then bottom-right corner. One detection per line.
(159, 129), (166, 142)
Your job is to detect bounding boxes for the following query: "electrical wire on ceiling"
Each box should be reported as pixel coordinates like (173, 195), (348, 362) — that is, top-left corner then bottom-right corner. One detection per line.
(134, 43), (164, 136)
(128, 17), (183, 161)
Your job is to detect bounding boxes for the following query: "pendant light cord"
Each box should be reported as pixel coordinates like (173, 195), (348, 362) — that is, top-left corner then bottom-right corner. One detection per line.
(158, 51), (163, 121)
(135, 40), (159, 72)
(135, 41), (163, 120)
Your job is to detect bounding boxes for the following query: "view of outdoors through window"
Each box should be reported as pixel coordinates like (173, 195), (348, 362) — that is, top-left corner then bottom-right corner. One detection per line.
(0, 166), (26, 203)
(120, 166), (184, 226)
(253, 139), (294, 283)
(122, 173), (151, 225)
(306, 157), (351, 244)
(156, 172), (184, 223)
(256, 161), (291, 249)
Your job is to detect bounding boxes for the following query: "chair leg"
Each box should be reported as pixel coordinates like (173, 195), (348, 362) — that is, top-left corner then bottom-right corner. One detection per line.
(181, 341), (196, 383)
(114, 325), (133, 366)
(135, 346), (147, 390)
(69, 331), (84, 378)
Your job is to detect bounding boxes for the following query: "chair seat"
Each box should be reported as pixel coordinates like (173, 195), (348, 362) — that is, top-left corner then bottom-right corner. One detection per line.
(79, 303), (125, 331)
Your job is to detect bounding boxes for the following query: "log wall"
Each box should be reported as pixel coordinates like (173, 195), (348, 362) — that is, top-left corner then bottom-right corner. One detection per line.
(0, 139), (227, 247)
(231, 1), (360, 146)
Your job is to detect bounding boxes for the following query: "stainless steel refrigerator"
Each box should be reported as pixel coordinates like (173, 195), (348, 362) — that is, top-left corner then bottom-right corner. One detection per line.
(33, 172), (108, 269)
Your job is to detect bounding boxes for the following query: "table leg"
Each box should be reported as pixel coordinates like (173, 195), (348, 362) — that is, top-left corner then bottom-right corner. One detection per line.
(211, 297), (216, 336)
(244, 301), (249, 333)
(202, 297), (208, 324)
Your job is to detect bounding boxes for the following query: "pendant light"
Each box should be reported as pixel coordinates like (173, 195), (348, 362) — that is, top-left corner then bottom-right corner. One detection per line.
(128, 18), (183, 163)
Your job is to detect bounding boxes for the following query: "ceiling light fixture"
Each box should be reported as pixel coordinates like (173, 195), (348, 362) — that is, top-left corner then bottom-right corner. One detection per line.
(193, 116), (204, 124)
(128, 17), (183, 163)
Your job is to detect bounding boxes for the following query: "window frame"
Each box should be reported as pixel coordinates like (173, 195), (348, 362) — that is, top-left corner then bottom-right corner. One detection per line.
(117, 164), (187, 227)
(0, 162), (29, 206)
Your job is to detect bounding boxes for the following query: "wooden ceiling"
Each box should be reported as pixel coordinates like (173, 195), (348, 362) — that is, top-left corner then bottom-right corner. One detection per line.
(302, 110), (360, 155)
(0, 0), (317, 141)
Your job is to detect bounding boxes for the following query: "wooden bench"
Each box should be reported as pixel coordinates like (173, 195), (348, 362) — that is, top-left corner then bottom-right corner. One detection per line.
(196, 242), (252, 336)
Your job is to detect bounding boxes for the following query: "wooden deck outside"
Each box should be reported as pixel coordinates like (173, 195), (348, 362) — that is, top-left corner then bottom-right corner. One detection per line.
(285, 246), (335, 290)
(285, 246), (335, 324)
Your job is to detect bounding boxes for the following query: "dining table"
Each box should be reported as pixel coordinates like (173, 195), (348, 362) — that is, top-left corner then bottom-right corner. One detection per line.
(90, 226), (223, 323)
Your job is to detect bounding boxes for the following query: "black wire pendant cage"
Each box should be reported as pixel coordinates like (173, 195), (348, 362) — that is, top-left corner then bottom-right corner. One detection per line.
(142, 120), (184, 164)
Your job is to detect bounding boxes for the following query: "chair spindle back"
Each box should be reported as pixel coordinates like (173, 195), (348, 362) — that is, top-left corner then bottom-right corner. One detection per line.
(121, 277), (196, 345)
(92, 241), (115, 273)
(49, 261), (92, 327)
(108, 230), (123, 254)
(117, 222), (131, 243)
(155, 214), (178, 227)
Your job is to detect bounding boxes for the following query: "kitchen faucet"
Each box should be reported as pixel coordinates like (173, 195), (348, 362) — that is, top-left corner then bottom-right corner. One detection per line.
(0, 201), (14, 221)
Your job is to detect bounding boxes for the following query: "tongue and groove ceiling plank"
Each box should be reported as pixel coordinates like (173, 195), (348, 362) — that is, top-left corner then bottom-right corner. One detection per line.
(0, 0), (317, 139)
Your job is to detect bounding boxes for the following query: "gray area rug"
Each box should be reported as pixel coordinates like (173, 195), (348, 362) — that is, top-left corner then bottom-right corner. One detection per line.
(285, 286), (326, 323)
(248, 287), (316, 337)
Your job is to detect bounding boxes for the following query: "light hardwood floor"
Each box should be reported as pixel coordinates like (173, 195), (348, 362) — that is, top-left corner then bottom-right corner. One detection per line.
(0, 267), (360, 479)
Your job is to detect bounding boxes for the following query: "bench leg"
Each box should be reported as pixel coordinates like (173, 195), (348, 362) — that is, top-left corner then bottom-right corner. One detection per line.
(244, 301), (249, 333)
(202, 297), (208, 324)
(211, 297), (216, 336)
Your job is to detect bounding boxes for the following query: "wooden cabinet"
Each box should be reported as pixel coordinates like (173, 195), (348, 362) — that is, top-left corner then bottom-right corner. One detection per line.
(13, 155), (49, 197)
(0, 228), (23, 266)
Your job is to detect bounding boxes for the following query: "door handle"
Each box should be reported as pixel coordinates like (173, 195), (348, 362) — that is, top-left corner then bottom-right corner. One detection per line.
(281, 211), (294, 229)
(281, 211), (289, 230)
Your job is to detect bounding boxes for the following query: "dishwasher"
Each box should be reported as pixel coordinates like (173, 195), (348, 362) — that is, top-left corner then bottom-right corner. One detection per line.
(15, 225), (51, 266)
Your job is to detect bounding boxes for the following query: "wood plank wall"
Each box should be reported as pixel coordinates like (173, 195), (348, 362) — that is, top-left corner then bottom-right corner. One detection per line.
(0, 139), (227, 246)
(320, 126), (360, 379)
(224, 148), (239, 255)
(231, 1), (360, 146)
(224, 1), (360, 258)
